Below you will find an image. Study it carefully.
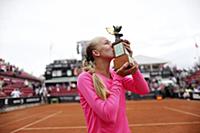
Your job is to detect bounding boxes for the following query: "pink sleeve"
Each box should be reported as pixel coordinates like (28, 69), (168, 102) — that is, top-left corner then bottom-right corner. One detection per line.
(77, 72), (123, 123)
(122, 69), (150, 95)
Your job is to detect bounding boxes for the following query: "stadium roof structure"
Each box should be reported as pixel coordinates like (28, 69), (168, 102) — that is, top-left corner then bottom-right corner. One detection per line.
(134, 55), (168, 65)
(0, 71), (41, 83)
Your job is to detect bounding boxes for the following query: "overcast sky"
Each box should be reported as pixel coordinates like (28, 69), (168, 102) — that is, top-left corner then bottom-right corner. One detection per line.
(0, 0), (200, 77)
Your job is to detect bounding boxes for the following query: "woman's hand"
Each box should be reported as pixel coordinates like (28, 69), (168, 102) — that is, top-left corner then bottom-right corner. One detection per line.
(116, 62), (138, 77)
(122, 39), (133, 57)
(112, 39), (133, 57)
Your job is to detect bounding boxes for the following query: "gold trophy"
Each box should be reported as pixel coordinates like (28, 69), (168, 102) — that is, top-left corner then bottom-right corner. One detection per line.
(106, 26), (134, 70)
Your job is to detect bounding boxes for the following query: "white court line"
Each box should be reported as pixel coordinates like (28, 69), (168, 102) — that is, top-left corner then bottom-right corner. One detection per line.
(22, 121), (200, 130)
(164, 106), (200, 118)
(0, 111), (51, 127)
(129, 121), (200, 127)
(10, 111), (62, 133)
(24, 126), (86, 130)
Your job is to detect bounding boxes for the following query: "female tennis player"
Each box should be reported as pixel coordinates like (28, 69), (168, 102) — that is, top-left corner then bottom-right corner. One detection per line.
(77, 36), (149, 133)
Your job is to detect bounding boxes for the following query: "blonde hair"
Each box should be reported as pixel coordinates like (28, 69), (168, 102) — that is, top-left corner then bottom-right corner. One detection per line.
(82, 37), (110, 100)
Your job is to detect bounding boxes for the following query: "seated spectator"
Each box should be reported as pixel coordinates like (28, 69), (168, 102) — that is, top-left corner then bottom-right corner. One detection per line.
(194, 85), (200, 93)
(183, 88), (192, 99)
(10, 88), (21, 98)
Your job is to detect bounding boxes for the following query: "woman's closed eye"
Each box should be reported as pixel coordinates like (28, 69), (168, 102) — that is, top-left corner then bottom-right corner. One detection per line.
(104, 40), (111, 45)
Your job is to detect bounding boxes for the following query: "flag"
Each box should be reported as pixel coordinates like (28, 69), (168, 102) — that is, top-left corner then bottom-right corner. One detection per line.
(49, 43), (53, 51)
(195, 43), (198, 48)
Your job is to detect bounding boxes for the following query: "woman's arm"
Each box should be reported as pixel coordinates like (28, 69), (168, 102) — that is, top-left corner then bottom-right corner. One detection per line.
(114, 40), (149, 95)
(77, 72), (123, 123)
(122, 69), (150, 95)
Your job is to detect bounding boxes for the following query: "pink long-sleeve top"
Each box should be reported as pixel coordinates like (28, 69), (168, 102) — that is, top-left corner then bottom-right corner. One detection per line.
(77, 69), (149, 133)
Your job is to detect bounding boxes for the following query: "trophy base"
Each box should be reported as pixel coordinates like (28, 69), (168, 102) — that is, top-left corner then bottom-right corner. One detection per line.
(113, 54), (134, 70)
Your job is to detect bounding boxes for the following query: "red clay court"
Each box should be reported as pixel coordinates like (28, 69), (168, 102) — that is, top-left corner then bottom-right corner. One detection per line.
(0, 99), (200, 133)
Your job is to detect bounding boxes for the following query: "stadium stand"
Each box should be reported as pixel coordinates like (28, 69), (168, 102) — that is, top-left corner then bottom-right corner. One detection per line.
(44, 59), (81, 103)
(0, 58), (42, 98)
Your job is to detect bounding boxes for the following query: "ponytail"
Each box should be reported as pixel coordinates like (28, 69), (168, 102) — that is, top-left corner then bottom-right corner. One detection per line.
(82, 59), (110, 100)
(92, 73), (110, 100)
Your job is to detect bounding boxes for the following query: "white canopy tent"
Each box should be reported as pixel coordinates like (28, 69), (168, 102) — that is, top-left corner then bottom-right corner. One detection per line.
(134, 55), (168, 65)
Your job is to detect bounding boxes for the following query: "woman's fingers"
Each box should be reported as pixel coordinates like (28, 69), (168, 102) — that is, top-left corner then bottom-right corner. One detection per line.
(116, 62), (129, 76)
(125, 47), (133, 56)
(128, 64), (138, 74)
(112, 39), (133, 56)
(122, 42), (133, 56)
(116, 62), (138, 77)
(123, 39), (130, 44)
(122, 62), (129, 69)
(122, 63), (138, 74)
(123, 42), (131, 48)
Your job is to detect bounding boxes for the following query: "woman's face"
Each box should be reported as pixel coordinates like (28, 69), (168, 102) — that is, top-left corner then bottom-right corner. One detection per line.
(94, 37), (114, 60)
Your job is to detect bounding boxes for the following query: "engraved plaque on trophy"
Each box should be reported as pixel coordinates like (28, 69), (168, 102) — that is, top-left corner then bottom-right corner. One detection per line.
(106, 26), (134, 70)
